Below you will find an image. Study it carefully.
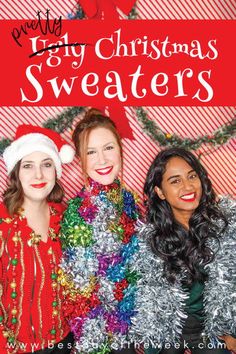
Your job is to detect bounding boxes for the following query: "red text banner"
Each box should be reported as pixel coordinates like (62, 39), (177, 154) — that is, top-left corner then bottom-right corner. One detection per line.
(1, 19), (235, 105)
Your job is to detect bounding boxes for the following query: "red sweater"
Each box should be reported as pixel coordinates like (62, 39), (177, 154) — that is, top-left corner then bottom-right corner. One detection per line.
(0, 202), (70, 354)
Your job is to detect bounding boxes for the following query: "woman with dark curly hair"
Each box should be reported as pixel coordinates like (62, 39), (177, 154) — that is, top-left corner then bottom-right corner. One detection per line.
(131, 147), (236, 354)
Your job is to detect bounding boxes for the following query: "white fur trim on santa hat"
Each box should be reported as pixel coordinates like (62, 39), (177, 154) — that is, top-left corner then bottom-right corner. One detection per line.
(59, 144), (75, 164)
(3, 133), (63, 177)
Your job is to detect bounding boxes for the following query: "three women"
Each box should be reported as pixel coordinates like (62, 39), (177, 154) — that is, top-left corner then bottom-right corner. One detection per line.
(1, 115), (235, 354)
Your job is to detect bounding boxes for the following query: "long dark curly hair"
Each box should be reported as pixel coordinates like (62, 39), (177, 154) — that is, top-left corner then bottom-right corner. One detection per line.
(144, 147), (228, 285)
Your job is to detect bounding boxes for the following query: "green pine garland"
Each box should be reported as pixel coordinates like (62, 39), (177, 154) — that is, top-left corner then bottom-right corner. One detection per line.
(128, 6), (138, 19)
(43, 106), (85, 133)
(135, 107), (236, 151)
(0, 138), (12, 156)
(1, 106), (235, 156)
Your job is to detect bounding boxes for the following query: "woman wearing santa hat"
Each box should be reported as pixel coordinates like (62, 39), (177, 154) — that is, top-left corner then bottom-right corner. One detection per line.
(0, 125), (75, 354)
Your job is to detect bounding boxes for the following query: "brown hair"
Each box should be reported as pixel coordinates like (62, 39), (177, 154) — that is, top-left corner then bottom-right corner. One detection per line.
(3, 161), (64, 216)
(72, 108), (123, 184)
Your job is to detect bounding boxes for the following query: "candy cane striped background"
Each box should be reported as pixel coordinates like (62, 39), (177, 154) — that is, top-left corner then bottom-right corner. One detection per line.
(1, 106), (235, 203)
(0, 0), (235, 203)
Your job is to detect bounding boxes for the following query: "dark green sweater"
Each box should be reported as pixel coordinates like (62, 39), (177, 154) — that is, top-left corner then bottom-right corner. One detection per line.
(184, 281), (205, 322)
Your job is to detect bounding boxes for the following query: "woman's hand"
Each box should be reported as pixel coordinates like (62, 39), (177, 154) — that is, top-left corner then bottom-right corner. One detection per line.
(219, 335), (236, 351)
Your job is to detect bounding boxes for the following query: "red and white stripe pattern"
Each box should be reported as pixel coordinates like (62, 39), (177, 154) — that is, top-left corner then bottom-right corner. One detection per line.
(136, 0), (236, 19)
(1, 106), (235, 203)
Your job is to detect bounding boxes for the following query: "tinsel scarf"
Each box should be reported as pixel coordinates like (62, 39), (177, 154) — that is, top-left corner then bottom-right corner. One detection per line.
(59, 179), (141, 353)
(129, 197), (236, 347)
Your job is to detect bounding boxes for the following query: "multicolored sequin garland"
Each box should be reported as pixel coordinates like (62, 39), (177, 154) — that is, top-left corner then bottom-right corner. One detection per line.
(59, 179), (140, 353)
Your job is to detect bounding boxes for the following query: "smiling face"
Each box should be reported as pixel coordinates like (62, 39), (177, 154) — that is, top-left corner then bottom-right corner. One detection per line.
(85, 127), (122, 185)
(155, 156), (202, 225)
(19, 151), (56, 204)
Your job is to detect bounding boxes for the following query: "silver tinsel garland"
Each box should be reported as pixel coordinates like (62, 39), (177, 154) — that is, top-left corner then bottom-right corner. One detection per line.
(204, 197), (236, 341)
(130, 197), (236, 348)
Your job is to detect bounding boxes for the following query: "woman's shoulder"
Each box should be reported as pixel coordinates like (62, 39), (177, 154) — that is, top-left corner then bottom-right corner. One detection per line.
(122, 185), (137, 197)
(49, 201), (65, 213)
(61, 195), (84, 228)
(137, 220), (156, 240)
(122, 185), (143, 216)
(0, 203), (13, 235)
(64, 195), (83, 213)
(0, 202), (10, 219)
(216, 196), (235, 229)
(206, 197), (236, 274)
(218, 196), (236, 219)
(215, 196), (236, 243)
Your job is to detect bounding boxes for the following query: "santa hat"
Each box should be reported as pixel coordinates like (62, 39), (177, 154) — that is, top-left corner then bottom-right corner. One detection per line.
(3, 125), (75, 178)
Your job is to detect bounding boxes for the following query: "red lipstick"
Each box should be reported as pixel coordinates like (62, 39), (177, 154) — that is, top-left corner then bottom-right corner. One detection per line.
(95, 167), (113, 175)
(31, 183), (47, 189)
(179, 192), (196, 202)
